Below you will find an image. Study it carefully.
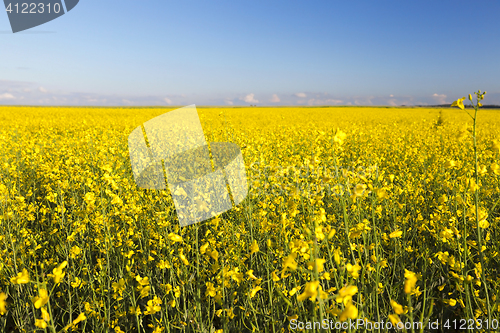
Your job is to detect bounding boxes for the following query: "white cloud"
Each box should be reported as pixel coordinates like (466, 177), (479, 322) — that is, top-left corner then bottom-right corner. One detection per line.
(354, 97), (373, 105)
(243, 93), (259, 104)
(4, 78), (497, 106)
(0, 93), (15, 100)
(325, 99), (343, 104)
(432, 93), (447, 104)
(307, 98), (344, 106)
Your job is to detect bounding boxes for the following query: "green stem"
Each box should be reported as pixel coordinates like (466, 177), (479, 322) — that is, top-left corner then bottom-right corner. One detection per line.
(472, 101), (491, 327)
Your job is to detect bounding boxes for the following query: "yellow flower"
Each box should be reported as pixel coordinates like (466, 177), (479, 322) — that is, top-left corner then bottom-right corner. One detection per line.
(209, 249), (219, 261)
(111, 194), (123, 206)
(333, 129), (347, 145)
(10, 269), (30, 284)
(35, 319), (47, 329)
(168, 233), (183, 243)
(297, 280), (320, 302)
(479, 220), (489, 229)
(353, 184), (367, 198)
(489, 163), (500, 175)
(231, 270), (244, 285)
(205, 282), (216, 297)
(41, 307), (50, 321)
(492, 140), (500, 153)
(0, 292), (7, 315)
(404, 269), (418, 294)
(307, 258), (326, 273)
(69, 246), (81, 259)
(246, 270), (259, 280)
(200, 242), (209, 254)
(84, 192), (96, 205)
(451, 97), (466, 110)
(249, 286), (262, 298)
(336, 285), (358, 305)
(144, 297), (162, 315)
(388, 314), (403, 328)
(289, 286), (301, 296)
(339, 300), (358, 321)
(345, 263), (361, 279)
(476, 208), (489, 229)
(174, 286), (181, 298)
(468, 178), (479, 192)
(33, 289), (49, 309)
(376, 188), (388, 199)
(390, 299), (405, 314)
(178, 249), (190, 266)
(136, 275), (150, 298)
(136, 275), (149, 286)
(173, 186), (188, 197)
(163, 284), (173, 295)
(271, 271), (280, 282)
(140, 286), (151, 298)
(445, 299), (457, 307)
(48, 261), (68, 284)
(334, 248), (342, 265)
(112, 278), (126, 295)
(72, 312), (87, 325)
(71, 277), (82, 288)
(444, 160), (457, 168)
(389, 230), (403, 238)
(283, 253), (298, 271)
(315, 225), (325, 241)
(327, 228), (336, 239)
(157, 260), (171, 269)
(250, 239), (259, 255)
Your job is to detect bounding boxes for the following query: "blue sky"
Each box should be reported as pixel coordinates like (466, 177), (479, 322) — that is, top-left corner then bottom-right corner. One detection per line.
(1, 0), (499, 106)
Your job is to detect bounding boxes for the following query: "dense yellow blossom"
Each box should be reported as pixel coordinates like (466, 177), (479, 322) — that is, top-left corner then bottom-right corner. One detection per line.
(1, 105), (499, 331)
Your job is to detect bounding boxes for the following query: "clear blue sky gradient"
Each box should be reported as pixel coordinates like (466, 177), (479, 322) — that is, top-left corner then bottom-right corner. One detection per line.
(1, 0), (499, 106)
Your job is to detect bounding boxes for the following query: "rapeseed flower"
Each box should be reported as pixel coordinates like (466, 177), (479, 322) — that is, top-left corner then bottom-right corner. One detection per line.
(0, 292), (7, 315)
(48, 261), (68, 284)
(32, 289), (49, 309)
(297, 281), (320, 302)
(10, 269), (30, 284)
(404, 269), (417, 294)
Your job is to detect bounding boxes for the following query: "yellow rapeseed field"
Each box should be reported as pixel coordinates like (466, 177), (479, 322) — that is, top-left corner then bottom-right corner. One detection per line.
(1, 102), (500, 332)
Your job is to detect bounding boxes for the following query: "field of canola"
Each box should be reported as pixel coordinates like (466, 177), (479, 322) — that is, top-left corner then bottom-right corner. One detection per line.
(1, 105), (500, 332)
